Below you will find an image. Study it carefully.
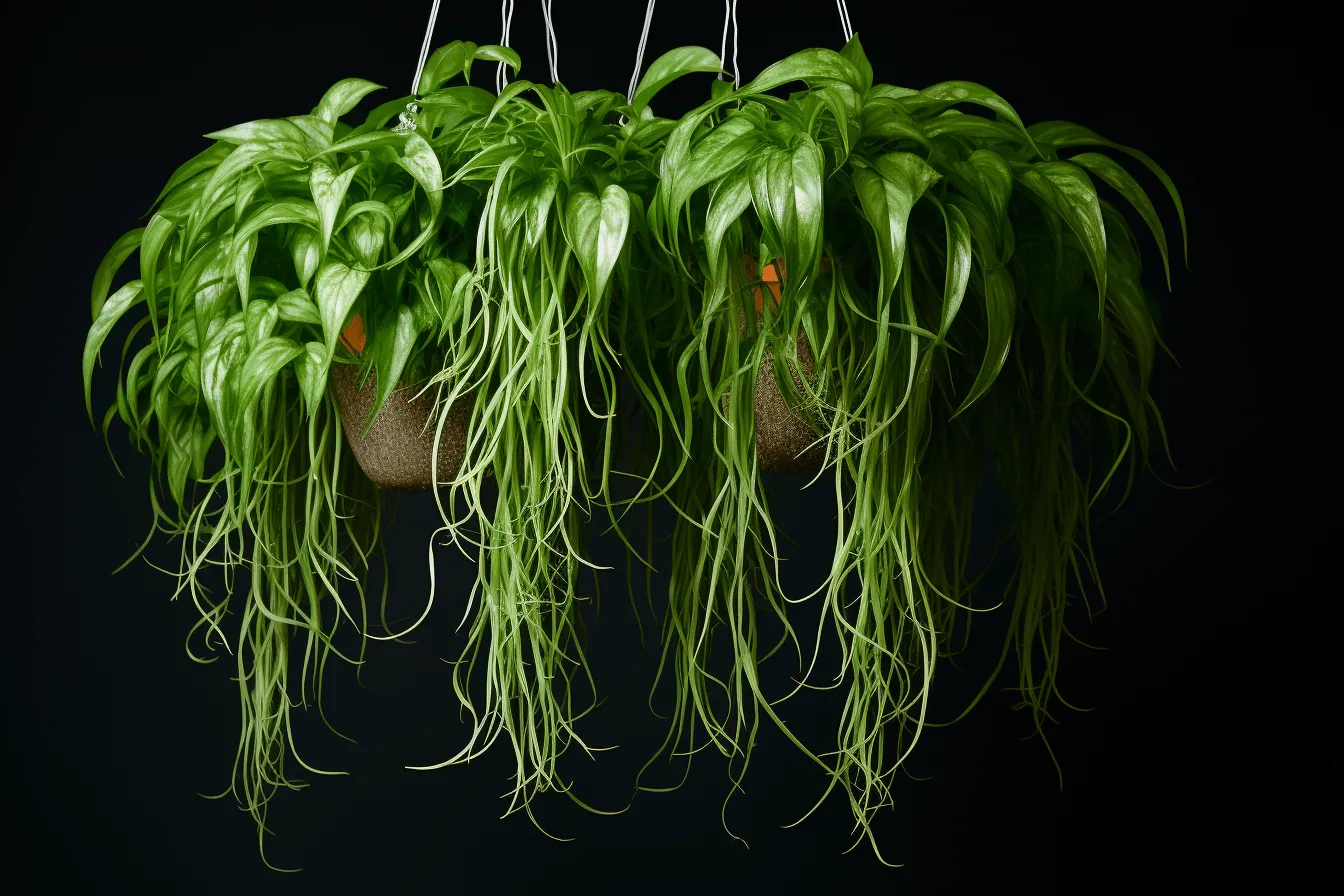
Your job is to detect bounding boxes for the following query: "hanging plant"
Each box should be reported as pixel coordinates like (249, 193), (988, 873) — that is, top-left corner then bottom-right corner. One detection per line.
(82, 42), (520, 866)
(644, 33), (1185, 860)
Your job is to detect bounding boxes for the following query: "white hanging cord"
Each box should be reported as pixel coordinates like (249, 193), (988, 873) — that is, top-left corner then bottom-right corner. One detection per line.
(835, 0), (854, 42)
(626, 0), (657, 103)
(717, 1), (740, 88)
(541, 0), (559, 83)
(496, 0), (516, 95)
(393, 0), (444, 133)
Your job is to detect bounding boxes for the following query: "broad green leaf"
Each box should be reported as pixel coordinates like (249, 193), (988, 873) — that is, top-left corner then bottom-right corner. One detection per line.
(83, 280), (145, 417)
(315, 262), (370, 357)
(398, 131), (443, 212)
(314, 78), (384, 124)
(854, 152), (941, 300)
(368, 306), (417, 432)
(631, 46), (724, 115)
(566, 184), (630, 301)
(199, 316), (246, 439)
(1014, 161), (1107, 308)
(291, 230), (320, 288)
(310, 161), (359, 252)
(236, 336), (303, 414)
(244, 297), (279, 347)
(839, 34), (873, 93)
(474, 44), (521, 74)
(1029, 120), (1187, 264)
(902, 81), (1035, 150)
(232, 199), (320, 248)
(92, 228), (143, 318)
(294, 342), (329, 416)
(316, 130), (407, 158)
(667, 115), (760, 218)
(417, 85), (494, 113)
(287, 114), (335, 149)
(790, 136), (825, 279)
(739, 48), (862, 95)
(705, 172), (752, 277)
(276, 288), (322, 325)
(1069, 151), (1171, 288)
(426, 258), (470, 329)
(418, 41), (468, 94)
(204, 118), (309, 147)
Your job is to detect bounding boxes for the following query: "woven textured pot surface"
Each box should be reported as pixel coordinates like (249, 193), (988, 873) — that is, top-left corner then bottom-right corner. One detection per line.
(329, 365), (469, 491)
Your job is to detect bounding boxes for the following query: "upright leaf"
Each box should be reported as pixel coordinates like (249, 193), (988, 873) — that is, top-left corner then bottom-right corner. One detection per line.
(631, 46), (724, 115)
(314, 78), (384, 124)
(315, 262), (371, 357)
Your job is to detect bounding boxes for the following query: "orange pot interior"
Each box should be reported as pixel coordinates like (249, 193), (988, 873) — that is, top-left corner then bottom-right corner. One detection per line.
(744, 255), (832, 312)
(340, 313), (367, 354)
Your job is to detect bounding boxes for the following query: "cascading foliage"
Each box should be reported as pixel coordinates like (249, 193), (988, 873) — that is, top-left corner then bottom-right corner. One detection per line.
(83, 30), (1185, 869)
(642, 35), (1184, 859)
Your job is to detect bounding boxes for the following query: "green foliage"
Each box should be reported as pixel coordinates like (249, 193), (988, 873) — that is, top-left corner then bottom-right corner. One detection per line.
(85, 30), (1185, 869)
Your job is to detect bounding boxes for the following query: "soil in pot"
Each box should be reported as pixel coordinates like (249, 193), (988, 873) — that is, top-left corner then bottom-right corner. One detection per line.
(330, 314), (471, 492)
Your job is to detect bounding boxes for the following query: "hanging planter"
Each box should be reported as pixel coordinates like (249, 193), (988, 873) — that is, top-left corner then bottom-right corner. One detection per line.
(329, 314), (470, 490)
(644, 31), (1187, 860)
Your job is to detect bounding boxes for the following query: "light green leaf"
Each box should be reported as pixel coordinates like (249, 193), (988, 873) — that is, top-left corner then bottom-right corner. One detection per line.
(631, 46), (724, 115)
(92, 228), (143, 318)
(291, 230), (320, 289)
(566, 185), (630, 301)
(83, 280), (145, 418)
(310, 161), (358, 253)
(418, 41), (468, 94)
(236, 336), (303, 414)
(839, 34), (873, 93)
(204, 118), (309, 147)
(368, 306), (417, 432)
(244, 297), (279, 348)
(705, 171), (752, 277)
(854, 152), (941, 300)
(314, 78), (384, 124)
(294, 342), (330, 416)
(485, 80), (535, 127)
(276, 288), (322, 325)
(474, 44), (521, 74)
(315, 262), (370, 357)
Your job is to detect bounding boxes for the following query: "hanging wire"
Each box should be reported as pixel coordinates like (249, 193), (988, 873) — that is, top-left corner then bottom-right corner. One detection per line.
(626, 0), (657, 104)
(496, 0), (517, 94)
(835, 0), (854, 41)
(393, 0), (444, 134)
(541, 0), (559, 83)
(718, 0), (740, 88)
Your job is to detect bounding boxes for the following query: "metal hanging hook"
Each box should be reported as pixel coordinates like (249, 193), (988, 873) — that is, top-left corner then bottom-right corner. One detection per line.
(393, 0), (444, 134)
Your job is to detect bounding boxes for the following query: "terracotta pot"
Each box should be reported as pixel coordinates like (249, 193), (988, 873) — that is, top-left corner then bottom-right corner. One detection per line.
(329, 314), (470, 491)
(740, 255), (827, 474)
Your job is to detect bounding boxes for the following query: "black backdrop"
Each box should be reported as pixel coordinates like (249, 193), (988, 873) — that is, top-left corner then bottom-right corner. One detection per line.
(8, 1), (1298, 892)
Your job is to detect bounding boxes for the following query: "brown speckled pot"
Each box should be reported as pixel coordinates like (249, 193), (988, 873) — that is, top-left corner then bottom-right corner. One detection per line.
(741, 255), (826, 473)
(329, 365), (471, 492)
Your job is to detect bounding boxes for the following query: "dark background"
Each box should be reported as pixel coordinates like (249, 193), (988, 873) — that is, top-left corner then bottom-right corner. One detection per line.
(7, 1), (1306, 892)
